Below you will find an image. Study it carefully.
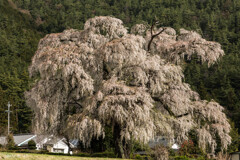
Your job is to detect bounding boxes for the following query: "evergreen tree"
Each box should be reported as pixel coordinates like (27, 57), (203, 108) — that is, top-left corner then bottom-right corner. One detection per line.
(28, 140), (36, 150)
(6, 133), (15, 150)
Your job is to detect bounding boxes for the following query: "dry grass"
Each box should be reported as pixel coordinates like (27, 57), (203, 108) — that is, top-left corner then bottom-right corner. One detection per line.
(0, 152), (129, 160)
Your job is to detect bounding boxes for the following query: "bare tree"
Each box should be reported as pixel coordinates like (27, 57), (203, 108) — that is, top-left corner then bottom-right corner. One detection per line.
(25, 16), (231, 158)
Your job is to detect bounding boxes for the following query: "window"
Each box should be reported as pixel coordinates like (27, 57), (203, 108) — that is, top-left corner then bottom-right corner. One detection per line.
(53, 148), (64, 153)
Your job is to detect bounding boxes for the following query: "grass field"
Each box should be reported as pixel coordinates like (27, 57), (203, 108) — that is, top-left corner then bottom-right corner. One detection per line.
(0, 152), (129, 160)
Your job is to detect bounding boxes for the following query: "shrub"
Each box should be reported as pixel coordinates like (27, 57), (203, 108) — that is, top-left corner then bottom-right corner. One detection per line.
(91, 151), (116, 158)
(179, 139), (194, 156)
(6, 133), (16, 150)
(152, 145), (169, 160)
(173, 155), (189, 160)
(75, 152), (91, 157)
(28, 140), (37, 150)
(135, 154), (151, 160)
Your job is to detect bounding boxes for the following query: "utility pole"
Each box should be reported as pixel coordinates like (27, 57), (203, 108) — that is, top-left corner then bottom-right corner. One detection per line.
(5, 102), (12, 135)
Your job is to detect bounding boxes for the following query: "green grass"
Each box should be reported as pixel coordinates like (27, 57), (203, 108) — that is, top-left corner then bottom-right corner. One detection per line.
(0, 152), (129, 160)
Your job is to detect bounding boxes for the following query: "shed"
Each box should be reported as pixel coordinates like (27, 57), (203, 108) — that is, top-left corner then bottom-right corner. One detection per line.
(230, 152), (240, 160)
(149, 136), (179, 150)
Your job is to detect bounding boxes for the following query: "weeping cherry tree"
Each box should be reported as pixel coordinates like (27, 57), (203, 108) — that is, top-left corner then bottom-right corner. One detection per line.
(25, 16), (231, 158)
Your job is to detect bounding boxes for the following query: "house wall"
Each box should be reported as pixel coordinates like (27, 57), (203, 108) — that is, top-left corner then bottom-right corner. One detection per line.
(231, 154), (240, 160)
(46, 145), (53, 153)
(36, 137), (48, 150)
(53, 140), (69, 154)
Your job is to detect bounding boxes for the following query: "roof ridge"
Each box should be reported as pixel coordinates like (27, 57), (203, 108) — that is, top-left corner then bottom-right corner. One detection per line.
(14, 133), (35, 136)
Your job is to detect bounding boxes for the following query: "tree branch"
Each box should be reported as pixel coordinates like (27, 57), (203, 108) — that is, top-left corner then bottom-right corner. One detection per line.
(147, 22), (166, 51)
(152, 97), (189, 118)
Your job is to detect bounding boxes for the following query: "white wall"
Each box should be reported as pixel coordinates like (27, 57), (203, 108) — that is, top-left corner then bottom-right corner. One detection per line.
(36, 137), (48, 150)
(36, 137), (70, 154)
(53, 140), (69, 154)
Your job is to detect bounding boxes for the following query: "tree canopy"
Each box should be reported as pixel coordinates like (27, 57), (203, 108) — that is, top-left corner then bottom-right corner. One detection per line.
(26, 16), (231, 158)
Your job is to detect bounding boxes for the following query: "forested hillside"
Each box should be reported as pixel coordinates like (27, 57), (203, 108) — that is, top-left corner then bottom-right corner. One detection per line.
(0, 0), (41, 134)
(0, 0), (240, 150)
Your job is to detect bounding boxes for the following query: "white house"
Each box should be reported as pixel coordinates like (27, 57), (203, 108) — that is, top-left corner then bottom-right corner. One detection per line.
(35, 135), (77, 154)
(42, 138), (71, 154)
(0, 134), (78, 154)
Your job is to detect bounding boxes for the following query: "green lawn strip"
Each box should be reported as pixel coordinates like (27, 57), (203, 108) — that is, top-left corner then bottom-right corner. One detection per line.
(0, 152), (130, 160)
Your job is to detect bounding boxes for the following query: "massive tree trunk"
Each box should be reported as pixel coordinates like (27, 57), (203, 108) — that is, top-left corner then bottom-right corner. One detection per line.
(123, 140), (132, 159)
(113, 123), (125, 158)
(113, 123), (131, 158)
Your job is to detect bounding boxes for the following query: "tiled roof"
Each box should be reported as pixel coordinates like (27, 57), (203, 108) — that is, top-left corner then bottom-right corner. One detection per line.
(70, 139), (79, 147)
(230, 151), (240, 154)
(0, 134), (36, 146)
(0, 137), (6, 145)
(45, 137), (62, 145)
(148, 136), (169, 148)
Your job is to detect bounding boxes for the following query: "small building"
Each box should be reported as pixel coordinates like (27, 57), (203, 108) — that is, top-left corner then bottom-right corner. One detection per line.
(35, 135), (78, 154)
(42, 137), (74, 154)
(0, 134), (78, 154)
(0, 134), (36, 149)
(149, 136), (179, 150)
(230, 152), (240, 160)
(43, 138), (69, 154)
(135, 136), (179, 155)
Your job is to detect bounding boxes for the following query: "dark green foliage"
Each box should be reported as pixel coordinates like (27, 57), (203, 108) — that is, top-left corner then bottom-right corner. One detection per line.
(135, 154), (151, 160)
(0, 0), (41, 135)
(0, 149), (48, 154)
(77, 126), (114, 153)
(91, 151), (116, 158)
(173, 156), (189, 160)
(74, 152), (91, 157)
(228, 122), (240, 152)
(188, 130), (203, 155)
(184, 54), (240, 132)
(6, 133), (16, 150)
(28, 140), (36, 150)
